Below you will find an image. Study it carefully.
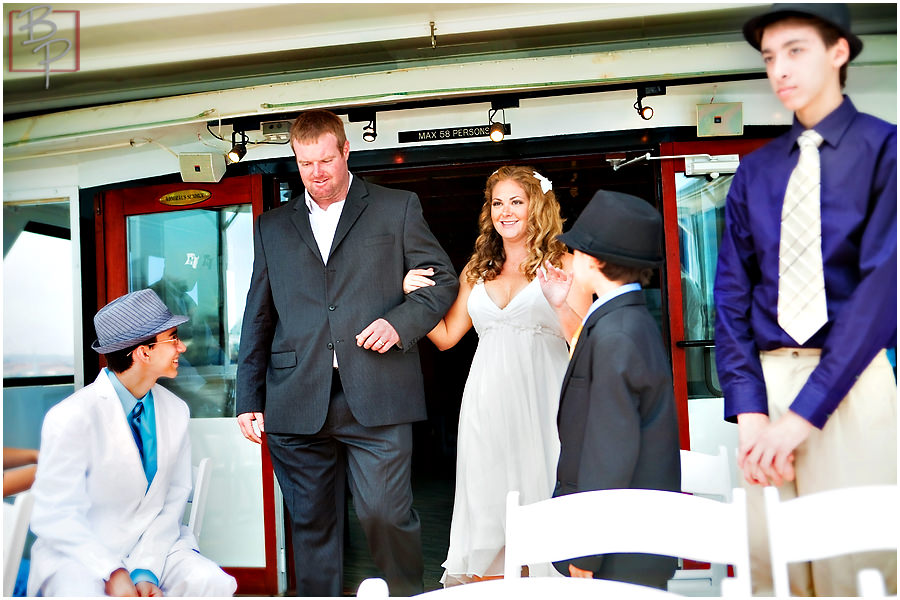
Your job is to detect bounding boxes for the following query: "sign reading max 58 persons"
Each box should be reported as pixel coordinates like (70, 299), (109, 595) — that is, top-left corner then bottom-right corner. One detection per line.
(398, 124), (511, 143)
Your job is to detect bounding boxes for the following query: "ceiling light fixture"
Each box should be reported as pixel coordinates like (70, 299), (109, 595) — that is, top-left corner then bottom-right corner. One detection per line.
(634, 85), (666, 121)
(634, 97), (654, 120)
(348, 108), (378, 144)
(226, 130), (248, 163)
(362, 119), (377, 143)
(487, 98), (518, 143)
(489, 118), (505, 143)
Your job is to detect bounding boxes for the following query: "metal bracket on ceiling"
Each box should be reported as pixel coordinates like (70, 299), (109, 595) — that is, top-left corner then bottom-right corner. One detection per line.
(430, 21), (436, 49)
(610, 152), (652, 171)
(610, 152), (738, 173)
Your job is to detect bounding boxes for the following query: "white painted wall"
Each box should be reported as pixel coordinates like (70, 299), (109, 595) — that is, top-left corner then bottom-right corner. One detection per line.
(4, 36), (895, 193)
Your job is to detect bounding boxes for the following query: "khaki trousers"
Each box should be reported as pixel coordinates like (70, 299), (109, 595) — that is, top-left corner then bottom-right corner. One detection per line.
(743, 349), (897, 597)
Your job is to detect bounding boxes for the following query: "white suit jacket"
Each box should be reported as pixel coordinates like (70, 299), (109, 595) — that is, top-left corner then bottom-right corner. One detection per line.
(28, 370), (195, 591)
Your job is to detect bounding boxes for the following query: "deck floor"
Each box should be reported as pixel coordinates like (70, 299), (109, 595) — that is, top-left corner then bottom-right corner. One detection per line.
(342, 472), (454, 595)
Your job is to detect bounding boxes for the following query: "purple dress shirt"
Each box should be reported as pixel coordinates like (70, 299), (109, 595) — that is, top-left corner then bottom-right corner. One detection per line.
(714, 96), (897, 428)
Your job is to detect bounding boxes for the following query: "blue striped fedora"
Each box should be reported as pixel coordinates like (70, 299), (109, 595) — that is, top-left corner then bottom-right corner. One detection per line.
(91, 289), (189, 354)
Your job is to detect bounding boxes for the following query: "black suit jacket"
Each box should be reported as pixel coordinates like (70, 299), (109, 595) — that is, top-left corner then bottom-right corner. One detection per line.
(236, 175), (458, 434)
(554, 289), (681, 588)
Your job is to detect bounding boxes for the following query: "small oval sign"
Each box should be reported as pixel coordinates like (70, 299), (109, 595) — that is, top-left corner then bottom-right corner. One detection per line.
(158, 189), (211, 206)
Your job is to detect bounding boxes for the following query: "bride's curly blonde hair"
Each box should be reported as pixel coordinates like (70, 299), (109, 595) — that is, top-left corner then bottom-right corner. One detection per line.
(465, 166), (567, 284)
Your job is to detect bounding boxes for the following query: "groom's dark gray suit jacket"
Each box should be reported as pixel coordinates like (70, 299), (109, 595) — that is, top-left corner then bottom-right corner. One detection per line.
(236, 175), (458, 433)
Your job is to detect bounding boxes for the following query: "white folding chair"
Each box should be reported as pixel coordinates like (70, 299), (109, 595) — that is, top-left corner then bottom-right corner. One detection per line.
(504, 488), (750, 595)
(411, 576), (677, 598)
(357, 577), (390, 598)
(679, 445), (733, 502)
(668, 445), (734, 595)
(764, 485), (898, 597)
(3, 491), (35, 597)
(183, 457), (212, 539)
(857, 568), (888, 597)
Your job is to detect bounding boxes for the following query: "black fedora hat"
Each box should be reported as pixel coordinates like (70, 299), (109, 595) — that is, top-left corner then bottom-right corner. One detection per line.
(743, 3), (863, 61)
(558, 189), (663, 269)
(92, 289), (189, 354)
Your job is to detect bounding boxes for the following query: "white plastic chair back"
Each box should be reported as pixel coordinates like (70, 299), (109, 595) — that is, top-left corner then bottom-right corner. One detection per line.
(3, 492), (35, 597)
(679, 445), (733, 501)
(411, 576), (677, 598)
(857, 568), (887, 597)
(764, 485), (898, 597)
(669, 445), (734, 594)
(357, 577), (390, 598)
(505, 487), (751, 596)
(183, 457), (212, 539)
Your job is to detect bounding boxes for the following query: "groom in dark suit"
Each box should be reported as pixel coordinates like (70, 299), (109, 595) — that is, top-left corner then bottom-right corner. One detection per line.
(236, 109), (458, 596)
(553, 190), (681, 589)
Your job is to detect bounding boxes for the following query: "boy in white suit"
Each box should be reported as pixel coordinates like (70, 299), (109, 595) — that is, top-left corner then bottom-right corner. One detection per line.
(28, 289), (236, 597)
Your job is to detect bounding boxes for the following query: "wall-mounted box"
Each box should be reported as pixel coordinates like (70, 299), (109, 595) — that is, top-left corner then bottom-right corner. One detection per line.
(179, 152), (226, 183)
(697, 102), (743, 137)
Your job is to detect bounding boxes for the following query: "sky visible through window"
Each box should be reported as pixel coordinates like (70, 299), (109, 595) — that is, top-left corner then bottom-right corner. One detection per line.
(3, 230), (74, 377)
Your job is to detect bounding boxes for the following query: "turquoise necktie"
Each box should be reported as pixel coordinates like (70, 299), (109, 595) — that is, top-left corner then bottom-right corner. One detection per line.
(129, 402), (144, 457)
(129, 399), (157, 487)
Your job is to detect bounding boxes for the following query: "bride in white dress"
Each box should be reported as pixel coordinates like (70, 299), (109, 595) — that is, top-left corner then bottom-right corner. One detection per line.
(403, 166), (592, 586)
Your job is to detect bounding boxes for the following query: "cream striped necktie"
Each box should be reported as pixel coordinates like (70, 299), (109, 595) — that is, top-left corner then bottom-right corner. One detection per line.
(777, 129), (827, 345)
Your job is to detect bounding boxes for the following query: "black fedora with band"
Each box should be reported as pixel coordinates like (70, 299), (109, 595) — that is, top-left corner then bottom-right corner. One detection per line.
(742, 3), (863, 60)
(558, 189), (663, 269)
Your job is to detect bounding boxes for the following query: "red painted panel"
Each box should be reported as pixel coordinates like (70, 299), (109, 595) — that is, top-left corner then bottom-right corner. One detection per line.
(659, 139), (771, 451)
(95, 174), (278, 595)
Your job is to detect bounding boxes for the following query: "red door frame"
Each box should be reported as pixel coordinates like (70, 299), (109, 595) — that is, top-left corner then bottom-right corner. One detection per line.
(94, 174), (280, 595)
(659, 139), (771, 450)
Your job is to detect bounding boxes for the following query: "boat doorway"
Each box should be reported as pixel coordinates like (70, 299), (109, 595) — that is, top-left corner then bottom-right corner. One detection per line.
(329, 151), (662, 592)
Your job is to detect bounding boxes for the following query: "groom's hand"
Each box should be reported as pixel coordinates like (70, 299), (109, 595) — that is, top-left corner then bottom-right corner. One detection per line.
(237, 412), (265, 444)
(356, 318), (400, 353)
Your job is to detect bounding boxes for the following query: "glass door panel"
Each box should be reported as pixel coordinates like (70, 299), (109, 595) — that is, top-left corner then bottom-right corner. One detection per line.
(98, 175), (280, 594)
(126, 205), (253, 417)
(660, 138), (772, 452)
(675, 173), (730, 398)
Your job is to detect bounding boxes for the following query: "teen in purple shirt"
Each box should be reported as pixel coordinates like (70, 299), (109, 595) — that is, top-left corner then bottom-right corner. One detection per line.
(714, 3), (896, 595)
(716, 96), (896, 429)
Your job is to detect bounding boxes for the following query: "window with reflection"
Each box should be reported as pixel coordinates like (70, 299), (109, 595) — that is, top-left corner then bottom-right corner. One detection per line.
(126, 205), (253, 417)
(675, 173), (733, 398)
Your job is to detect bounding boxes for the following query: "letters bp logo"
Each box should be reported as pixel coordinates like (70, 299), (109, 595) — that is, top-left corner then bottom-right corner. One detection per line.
(8, 5), (80, 89)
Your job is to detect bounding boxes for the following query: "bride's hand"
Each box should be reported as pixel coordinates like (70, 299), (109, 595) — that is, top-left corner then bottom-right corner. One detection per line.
(403, 267), (436, 294)
(537, 260), (572, 309)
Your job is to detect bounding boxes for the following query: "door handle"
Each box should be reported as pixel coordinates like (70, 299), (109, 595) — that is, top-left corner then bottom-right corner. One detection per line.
(675, 339), (715, 348)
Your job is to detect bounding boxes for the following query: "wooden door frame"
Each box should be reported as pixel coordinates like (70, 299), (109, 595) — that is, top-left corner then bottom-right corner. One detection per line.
(94, 174), (280, 595)
(658, 139), (771, 450)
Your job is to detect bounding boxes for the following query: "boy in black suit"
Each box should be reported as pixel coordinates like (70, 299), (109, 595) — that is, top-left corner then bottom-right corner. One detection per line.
(550, 189), (681, 589)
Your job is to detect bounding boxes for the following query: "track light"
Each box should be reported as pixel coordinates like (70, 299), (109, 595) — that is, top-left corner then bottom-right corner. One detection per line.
(348, 109), (378, 143)
(634, 98), (654, 120)
(227, 130), (248, 163)
(634, 85), (666, 121)
(362, 119), (377, 143)
(489, 121), (505, 142)
(487, 98), (517, 143)
(227, 143), (246, 163)
(488, 108), (506, 143)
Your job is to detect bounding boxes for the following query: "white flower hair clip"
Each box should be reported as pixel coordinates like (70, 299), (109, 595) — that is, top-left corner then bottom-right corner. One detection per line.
(533, 171), (552, 194)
